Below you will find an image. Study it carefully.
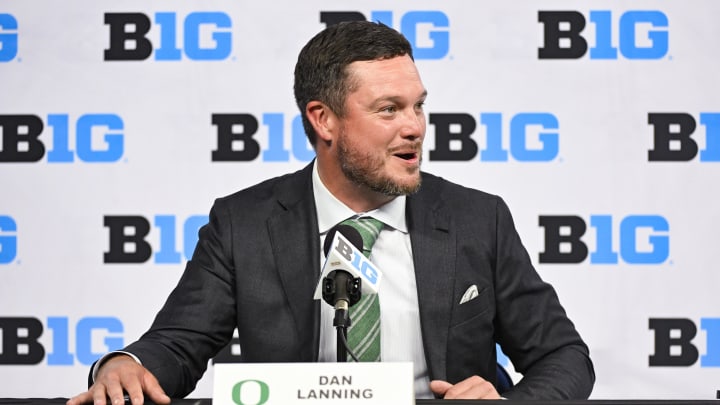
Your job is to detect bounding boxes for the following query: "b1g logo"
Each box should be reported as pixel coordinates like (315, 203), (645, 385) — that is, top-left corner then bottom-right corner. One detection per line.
(0, 216), (17, 264)
(104, 215), (208, 264)
(104, 12), (232, 61)
(0, 316), (123, 365)
(429, 112), (559, 162)
(538, 10), (669, 59)
(212, 113), (314, 162)
(648, 113), (720, 162)
(0, 14), (18, 62)
(539, 215), (669, 264)
(649, 318), (720, 367)
(320, 10), (449, 60)
(0, 114), (124, 163)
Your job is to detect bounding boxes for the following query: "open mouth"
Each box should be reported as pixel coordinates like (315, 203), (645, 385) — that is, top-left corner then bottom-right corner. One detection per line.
(395, 152), (417, 161)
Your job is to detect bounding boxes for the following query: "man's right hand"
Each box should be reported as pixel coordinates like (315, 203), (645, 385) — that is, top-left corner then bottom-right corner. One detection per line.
(66, 354), (171, 405)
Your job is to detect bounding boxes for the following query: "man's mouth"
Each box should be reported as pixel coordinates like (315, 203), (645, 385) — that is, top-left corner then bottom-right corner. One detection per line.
(394, 152), (418, 161)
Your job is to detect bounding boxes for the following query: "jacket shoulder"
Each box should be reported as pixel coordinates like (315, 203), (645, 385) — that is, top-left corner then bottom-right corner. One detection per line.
(418, 172), (502, 205)
(214, 164), (313, 209)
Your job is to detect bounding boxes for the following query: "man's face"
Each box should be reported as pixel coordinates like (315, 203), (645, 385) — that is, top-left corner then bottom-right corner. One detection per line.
(335, 55), (427, 196)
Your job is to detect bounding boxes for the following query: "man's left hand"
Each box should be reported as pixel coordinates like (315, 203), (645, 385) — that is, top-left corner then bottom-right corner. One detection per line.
(430, 375), (502, 399)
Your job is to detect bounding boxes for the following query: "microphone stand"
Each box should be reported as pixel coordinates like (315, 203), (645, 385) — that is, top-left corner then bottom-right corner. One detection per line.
(322, 270), (361, 362)
(334, 300), (350, 362)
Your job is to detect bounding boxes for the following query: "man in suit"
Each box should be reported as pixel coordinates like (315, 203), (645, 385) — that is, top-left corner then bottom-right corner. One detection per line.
(68, 21), (594, 405)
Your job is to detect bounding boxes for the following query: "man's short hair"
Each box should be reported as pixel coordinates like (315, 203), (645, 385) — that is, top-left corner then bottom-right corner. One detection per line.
(294, 21), (414, 146)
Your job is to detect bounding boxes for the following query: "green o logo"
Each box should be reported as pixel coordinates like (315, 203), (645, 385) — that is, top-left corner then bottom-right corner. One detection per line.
(231, 379), (270, 405)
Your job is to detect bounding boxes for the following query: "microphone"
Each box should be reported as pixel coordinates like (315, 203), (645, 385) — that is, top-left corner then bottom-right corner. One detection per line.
(313, 225), (383, 304)
(320, 225), (364, 315)
(313, 224), (384, 361)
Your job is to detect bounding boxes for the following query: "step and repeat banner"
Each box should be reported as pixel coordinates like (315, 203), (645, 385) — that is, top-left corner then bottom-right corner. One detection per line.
(1, 0), (718, 400)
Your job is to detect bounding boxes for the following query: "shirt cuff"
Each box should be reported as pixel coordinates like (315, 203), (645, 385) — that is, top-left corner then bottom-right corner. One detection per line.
(91, 351), (142, 382)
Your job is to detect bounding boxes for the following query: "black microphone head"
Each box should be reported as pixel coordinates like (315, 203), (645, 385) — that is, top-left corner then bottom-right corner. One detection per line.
(323, 224), (363, 257)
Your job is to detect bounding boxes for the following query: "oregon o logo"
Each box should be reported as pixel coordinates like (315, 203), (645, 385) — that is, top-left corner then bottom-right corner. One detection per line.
(232, 379), (270, 405)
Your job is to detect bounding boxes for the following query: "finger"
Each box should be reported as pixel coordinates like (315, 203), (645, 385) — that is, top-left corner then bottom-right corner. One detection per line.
(429, 380), (453, 396)
(141, 371), (171, 405)
(105, 378), (129, 405)
(66, 391), (94, 405)
(443, 375), (499, 400)
(91, 383), (110, 405)
(119, 373), (145, 405)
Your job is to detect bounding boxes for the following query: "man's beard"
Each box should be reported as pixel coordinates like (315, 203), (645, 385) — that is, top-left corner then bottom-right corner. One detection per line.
(337, 131), (422, 196)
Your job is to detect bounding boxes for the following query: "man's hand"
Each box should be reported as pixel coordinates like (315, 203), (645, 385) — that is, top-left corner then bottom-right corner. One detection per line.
(430, 375), (502, 400)
(66, 354), (171, 405)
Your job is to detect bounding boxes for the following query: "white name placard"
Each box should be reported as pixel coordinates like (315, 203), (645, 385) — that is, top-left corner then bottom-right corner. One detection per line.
(213, 362), (414, 405)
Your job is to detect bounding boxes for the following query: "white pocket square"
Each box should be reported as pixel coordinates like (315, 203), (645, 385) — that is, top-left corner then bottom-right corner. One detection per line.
(459, 284), (479, 305)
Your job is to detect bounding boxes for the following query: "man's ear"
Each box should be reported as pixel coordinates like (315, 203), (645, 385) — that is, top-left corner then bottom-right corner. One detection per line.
(306, 101), (338, 144)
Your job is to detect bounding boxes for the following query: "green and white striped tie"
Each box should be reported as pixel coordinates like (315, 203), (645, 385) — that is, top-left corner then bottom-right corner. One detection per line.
(341, 216), (384, 362)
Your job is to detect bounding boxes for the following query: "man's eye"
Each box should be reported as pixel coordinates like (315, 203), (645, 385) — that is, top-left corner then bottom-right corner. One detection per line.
(381, 106), (397, 113)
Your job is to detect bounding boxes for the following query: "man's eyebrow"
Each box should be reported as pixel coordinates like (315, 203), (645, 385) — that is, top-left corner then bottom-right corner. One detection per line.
(372, 90), (428, 106)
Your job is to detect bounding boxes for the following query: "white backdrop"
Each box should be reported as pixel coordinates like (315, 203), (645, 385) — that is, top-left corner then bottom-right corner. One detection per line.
(1, 0), (719, 400)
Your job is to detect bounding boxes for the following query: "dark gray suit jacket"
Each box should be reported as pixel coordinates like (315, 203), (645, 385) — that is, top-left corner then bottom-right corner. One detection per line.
(123, 163), (594, 399)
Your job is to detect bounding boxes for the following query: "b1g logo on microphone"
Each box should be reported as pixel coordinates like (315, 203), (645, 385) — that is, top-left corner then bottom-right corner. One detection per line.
(320, 10), (449, 60)
(212, 113), (315, 163)
(0, 14), (18, 62)
(104, 12), (232, 61)
(538, 10), (669, 60)
(0, 114), (124, 163)
(649, 318), (720, 367)
(104, 215), (208, 264)
(429, 112), (559, 162)
(333, 234), (379, 287)
(0, 216), (17, 264)
(313, 230), (382, 301)
(539, 215), (669, 264)
(0, 316), (124, 366)
(648, 113), (720, 162)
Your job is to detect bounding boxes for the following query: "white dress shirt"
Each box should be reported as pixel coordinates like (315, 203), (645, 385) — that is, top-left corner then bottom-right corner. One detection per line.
(312, 162), (433, 399)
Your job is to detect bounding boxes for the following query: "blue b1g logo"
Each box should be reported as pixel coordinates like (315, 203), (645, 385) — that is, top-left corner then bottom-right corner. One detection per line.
(429, 112), (559, 162)
(539, 10), (669, 59)
(320, 10), (449, 60)
(539, 215), (670, 264)
(0, 14), (18, 62)
(104, 11), (232, 61)
(0, 316), (124, 365)
(650, 318), (720, 367)
(212, 113), (314, 163)
(0, 114), (124, 163)
(648, 112), (720, 162)
(104, 215), (208, 264)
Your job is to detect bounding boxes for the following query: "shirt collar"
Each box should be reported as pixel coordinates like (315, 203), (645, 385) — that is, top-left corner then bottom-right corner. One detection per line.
(312, 161), (408, 234)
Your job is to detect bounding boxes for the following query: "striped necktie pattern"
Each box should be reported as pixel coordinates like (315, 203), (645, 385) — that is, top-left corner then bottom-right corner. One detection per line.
(340, 216), (384, 362)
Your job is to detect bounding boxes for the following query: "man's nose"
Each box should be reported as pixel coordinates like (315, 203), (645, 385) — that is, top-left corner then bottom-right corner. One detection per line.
(400, 110), (425, 140)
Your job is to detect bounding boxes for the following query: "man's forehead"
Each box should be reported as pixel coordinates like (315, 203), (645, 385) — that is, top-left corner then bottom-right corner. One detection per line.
(346, 56), (424, 91)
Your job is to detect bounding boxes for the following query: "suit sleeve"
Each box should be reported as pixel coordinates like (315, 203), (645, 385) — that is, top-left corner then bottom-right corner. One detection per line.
(492, 197), (595, 400)
(122, 198), (238, 397)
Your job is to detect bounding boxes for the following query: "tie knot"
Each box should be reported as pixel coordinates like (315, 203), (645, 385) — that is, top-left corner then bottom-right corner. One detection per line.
(340, 217), (384, 257)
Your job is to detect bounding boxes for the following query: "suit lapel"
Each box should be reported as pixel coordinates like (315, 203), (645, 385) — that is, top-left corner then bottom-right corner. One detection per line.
(408, 175), (454, 382)
(266, 164), (321, 361)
